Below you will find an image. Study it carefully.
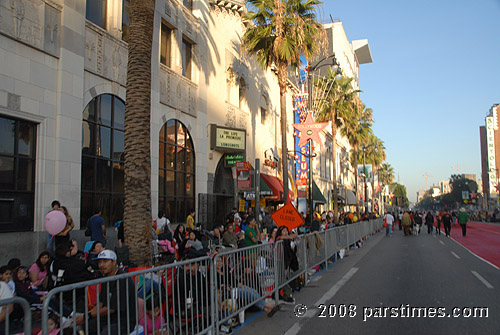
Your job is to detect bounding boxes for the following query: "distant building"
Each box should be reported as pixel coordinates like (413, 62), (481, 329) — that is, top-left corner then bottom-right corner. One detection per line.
(479, 104), (500, 198)
(430, 186), (441, 198)
(416, 190), (426, 203)
(440, 180), (451, 194)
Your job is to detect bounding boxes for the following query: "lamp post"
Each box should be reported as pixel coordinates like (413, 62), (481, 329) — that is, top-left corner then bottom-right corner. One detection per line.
(306, 54), (342, 226)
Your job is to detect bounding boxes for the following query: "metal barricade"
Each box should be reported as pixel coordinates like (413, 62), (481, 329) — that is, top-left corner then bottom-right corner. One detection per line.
(305, 231), (327, 270)
(0, 297), (31, 335)
(212, 243), (275, 333)
(41, 256), (213, 335)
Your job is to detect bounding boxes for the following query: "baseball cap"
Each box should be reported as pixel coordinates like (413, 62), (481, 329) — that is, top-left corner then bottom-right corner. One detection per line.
(95, 250), (117, 261)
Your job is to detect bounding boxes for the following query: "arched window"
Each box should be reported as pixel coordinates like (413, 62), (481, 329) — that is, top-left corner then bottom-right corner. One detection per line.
(159, 120), (195, 223)
(81, 94), (125, 227)
(239, 77), (247, 109)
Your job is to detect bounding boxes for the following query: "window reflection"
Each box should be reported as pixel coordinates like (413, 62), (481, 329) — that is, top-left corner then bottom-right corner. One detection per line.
(0, 118), (15, 155)
(159, 120), (195, 224)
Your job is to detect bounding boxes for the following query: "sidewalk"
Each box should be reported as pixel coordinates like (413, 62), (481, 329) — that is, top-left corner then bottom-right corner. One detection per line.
(234, 230), (385, 334)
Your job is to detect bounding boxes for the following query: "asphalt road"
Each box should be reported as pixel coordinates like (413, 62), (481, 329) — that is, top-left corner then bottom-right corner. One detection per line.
(236, 226), (500, 335)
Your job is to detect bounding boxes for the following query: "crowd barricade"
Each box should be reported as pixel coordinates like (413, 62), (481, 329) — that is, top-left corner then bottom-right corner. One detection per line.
(0, 297), (31, 335)
(30, 218), (383, 335)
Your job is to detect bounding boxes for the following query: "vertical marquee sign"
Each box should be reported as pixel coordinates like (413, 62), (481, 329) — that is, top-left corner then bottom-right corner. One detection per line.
(293, 93), (309, 186)
(486, 115), (497, 196)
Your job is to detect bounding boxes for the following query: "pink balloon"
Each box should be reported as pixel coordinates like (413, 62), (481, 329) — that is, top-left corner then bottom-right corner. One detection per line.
(44, 210), (66, 235)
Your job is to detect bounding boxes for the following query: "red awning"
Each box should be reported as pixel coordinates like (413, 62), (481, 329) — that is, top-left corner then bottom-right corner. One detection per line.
(260, 173), (294, 203)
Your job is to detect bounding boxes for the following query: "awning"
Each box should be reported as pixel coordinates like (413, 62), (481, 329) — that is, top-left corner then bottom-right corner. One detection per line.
(346, 189), (356, 205)
(260, 173), (294, 203)
(250, 172), (274, 196)
(297, 181), (327, 204)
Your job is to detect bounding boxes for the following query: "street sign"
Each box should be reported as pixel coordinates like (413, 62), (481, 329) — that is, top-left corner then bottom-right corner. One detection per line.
(271, 203), (304, 231)
(224, 153), (245, 167)
(236, 161), (251, 190)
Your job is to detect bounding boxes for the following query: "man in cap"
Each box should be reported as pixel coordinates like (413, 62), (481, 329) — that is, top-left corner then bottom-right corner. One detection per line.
(76, 250), (136, 334)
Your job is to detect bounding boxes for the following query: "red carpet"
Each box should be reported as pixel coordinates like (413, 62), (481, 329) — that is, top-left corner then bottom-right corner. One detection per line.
(446, 221), (500, 268)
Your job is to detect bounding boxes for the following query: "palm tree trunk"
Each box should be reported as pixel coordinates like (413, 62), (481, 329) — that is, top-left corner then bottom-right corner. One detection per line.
(280, 85), (289, 203)
(331, 115), (339, 223)
(124, 0), (155, 266)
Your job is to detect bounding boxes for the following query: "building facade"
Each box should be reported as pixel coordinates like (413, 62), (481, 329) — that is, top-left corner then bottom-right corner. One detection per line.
(480, 104), (500, 199)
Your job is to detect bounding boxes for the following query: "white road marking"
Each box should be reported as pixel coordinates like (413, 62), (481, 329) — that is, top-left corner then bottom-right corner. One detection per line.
(284, 267), (359, 335)
(439, 240), (445, 246)
(471, 271), (494, 289)
(451, 251), (460, 259)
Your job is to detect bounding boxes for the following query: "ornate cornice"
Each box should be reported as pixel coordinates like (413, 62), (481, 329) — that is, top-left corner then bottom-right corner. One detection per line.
(209, 0), (245, 13)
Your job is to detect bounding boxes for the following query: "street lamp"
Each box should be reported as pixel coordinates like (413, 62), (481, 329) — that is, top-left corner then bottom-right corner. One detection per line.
(306, 54), (341, 226)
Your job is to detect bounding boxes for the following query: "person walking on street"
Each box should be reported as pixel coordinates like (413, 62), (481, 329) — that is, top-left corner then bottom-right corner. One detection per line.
(384, 211), (394, 237)
(425, 211), (434, 234)
(441, 209), (453, 237)
(402, 211), (412, 236)
(458, 208), (469, 237)
(436, 211), (442, 235)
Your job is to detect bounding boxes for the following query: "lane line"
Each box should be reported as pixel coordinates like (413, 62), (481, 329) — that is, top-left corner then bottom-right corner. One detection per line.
(471, 270), (494, 289)
(447, 236), (500, 270)
(284, 267), (359, 335)
(439, 240), (445, 246)
(450, 251), (461, 259)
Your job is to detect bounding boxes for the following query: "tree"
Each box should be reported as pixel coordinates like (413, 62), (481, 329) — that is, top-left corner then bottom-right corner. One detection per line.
(123, 0), (155, 266)
(440, 175), (478, 208)
(361, 134), (385, 212)
(315, 75), (359, 222)
(343, 98), (373, 213)
(243, 0), (325, 202)
(378, 162), (394, 205)
(391, 183), (409, 208)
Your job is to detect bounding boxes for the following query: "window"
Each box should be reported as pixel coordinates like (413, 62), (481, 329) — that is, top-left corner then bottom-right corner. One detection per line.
(183, 0), (193, 10)
(81, 94), (125, 227)
(0, 116), (36, 232)
(260, 107), (267, 125)
(239, 77), (246, 109)
(161, 22), (172, 67)
(182, 37), (193, 79)
(86, 0), (107, 29)
(159, 120), (195, 224)
(122, 0), (130, 41)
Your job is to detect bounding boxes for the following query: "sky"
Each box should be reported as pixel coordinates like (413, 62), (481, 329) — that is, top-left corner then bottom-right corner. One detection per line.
(320, 0), (500, 202)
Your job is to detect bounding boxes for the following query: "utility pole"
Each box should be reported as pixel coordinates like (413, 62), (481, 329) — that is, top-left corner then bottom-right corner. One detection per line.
(423, 173), (432, 190)
(451, 165), (471, 175)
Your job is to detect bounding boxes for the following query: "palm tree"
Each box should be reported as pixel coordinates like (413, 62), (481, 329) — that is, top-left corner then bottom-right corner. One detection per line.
(379, 162), (395, 204)
(343, 99), (373, 213)
(361, 134), (385, 212)
(123, 0), (155, 266)
(242, 0), (325, 203)
(315, 75), (359, 222)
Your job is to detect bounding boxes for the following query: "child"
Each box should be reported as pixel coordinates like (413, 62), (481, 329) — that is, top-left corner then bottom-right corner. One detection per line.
(0, 266), (13, 295)
(139, 297), (165, 335)
(37, 312), (60, 335)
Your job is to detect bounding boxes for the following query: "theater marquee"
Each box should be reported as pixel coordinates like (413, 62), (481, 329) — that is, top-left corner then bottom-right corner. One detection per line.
(210, 125), (246, 152)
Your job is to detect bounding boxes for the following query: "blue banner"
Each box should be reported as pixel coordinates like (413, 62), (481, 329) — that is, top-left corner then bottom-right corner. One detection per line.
(294, 93), (309, 186)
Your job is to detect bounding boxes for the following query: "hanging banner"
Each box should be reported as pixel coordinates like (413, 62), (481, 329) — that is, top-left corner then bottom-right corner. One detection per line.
(294, 92), (309, 186)
(236, 161), (251, 190)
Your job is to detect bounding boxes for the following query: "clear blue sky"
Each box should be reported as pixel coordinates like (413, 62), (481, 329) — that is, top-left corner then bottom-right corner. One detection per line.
(321, 0), (500, 202)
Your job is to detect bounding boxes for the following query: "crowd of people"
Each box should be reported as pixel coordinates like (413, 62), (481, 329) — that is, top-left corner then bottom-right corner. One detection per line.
(383, 208), (469, 238)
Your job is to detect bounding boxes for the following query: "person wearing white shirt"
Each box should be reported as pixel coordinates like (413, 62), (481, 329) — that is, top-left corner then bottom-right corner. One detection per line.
(156, 210), (171, 234)
(384, 212), (395, 237)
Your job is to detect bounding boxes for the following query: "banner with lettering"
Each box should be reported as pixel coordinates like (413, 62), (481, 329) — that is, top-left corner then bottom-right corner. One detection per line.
(294, 92), (309, 187)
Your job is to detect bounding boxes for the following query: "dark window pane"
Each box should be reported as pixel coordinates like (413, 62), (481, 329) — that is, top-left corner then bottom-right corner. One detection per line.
(95, 193), (111, 226)
(159, 124), (166, 142)
(186, 149), (194, 173)
(121, 0), (130, 42)
(182, 38), (192, 79)
(166, 198), (175, 223)
(166, 120), (176, 144)
(166, 170), (174, 196)
(166, 144), (175, 169)
(159, 169), (165, 197)
(186, 174), (194, 197)
(96, 159), (111, 192)
(99, 94), (112, 126)
(17, 159), (34, 191)
(186, 130), (193, 149)
(114, 97), (125, 130)
(0, 157), (14, 189)
(81, 156), (95, 191)
(183, 0), (193, 10)
(111, 195), (124, 224)
(113, 162), (124, 193)
(86, 0), (107, 29)
(82, 121), (95, 155)
(176, 148), (185, 171)
(176, 172), (185, 197)
(97, 126), (111, 158)
(185, 198), (194, 220)
(0, 118), (15, 155)
(80, 192), (94, 225)
(113, 130), (124, 161)
(176, 200), (185, 224)
(18, 122), (35, 157)
(159, 142), (165, 169)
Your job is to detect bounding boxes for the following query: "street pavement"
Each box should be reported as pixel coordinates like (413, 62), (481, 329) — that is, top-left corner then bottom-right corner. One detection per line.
(236, 226), (500, 335)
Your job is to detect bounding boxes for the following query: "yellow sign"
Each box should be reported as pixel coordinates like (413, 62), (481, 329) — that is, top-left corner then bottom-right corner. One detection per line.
(239, 199), (246, 212)
(260, 198), (266, 207)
